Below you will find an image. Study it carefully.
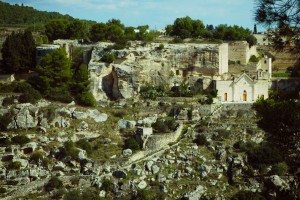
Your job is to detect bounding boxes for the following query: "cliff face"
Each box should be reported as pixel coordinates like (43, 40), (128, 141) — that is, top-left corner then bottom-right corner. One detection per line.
(88, 42), (226, 101)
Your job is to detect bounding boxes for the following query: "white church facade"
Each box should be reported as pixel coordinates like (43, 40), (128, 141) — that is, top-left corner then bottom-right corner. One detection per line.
(216, 73), (269, 102)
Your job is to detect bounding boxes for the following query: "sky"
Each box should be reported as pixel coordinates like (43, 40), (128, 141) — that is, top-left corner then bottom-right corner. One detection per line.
(2, 0), (259, 31)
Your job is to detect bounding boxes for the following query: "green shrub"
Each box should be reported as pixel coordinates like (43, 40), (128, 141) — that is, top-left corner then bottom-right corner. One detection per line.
(76, 139), (92, 155)
(64, 189), (81, 200)
(270, 162), (289, 176)
(52, 188), (65, 199)
(13, 82), (33, 93)
(8, 161), (21, 169)
(64, 141), (80, 160)
(194, 134), (208, 146)
(101, 179), (114, 192)
(233, 141), (256, 152)
(124, 137), (141, 151)
(212, 129), (230, 141)
(247, 143), (283, 169)
(172, 37), (183, 43)
(135, 188), (166, 200)
(0, 187), (7, 194)
(231, 190), (266, 200)
(0, 112), (13, 131)
(2, 96), (15, 106)
(76, 91), (96, 107)
(249, 55), (259, 63)
(0, 137), (11, 146)
(30, 151), (44, 164)
(140, 84), (168, 100)
(0, 83), (15, 93)
(11, 135), (30, 145)
(157, 43), (164, 50)
(18, 89), (42, 104)
(101, 53), (116, 63)
(152, 117), (178, 133)
(44, 176), (63, 192)
(152, 119), (169, 133)
(45, 176), (63, 192)
(81, 188), (100, 200)
(47, 88), (73, 103)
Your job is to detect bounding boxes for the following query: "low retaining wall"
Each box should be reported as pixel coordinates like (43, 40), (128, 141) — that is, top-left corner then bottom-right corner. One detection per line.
(145, 124), (183, 150)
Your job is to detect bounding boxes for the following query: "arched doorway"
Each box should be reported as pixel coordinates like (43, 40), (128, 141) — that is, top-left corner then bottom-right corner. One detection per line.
(243, 90), (247, 101)
(224, 93), (228, 101)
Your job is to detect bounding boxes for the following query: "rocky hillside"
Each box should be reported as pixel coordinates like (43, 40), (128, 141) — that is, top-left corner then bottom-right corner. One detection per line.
(0, 96), (297, 199)
(88, 42), (225, 101)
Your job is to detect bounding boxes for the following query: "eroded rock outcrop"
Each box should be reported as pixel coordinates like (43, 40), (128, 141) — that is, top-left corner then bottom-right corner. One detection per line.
(89, 42), (228, 101)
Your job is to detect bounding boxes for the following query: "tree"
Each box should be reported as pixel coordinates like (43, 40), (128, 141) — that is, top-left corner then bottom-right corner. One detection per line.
(254, 0), (300, 52)
(1, 29), (36, 74)
(34, 48), (73, 102)
(45, 19), (69, 41)
(165, 25), (173, 35)
(66, 19), (85, 39)
(252, 98), (300, 159)
(106, 18), (125, 29)
(172, 16), (193, 39)
(246, 35), (258, 47)
(124, 26), (136, 40)
(72, 64), (96, 107)
(106, 24), (124, 42)
(89, 23), (108, 42)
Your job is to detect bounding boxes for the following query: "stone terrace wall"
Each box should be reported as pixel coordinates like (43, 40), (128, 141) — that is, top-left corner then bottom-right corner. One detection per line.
(145, 124), (183, 150)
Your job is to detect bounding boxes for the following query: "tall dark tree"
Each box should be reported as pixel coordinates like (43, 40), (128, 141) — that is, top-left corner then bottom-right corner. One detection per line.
(253, 98), (300, 161)
(33, 48), (73, 102)
(1, 30), (36, 74)
(255, 0), (300, 52)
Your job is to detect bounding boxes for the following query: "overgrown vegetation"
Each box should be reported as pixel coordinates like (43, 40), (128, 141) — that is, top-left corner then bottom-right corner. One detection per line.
(253, 97), (300, 168)
(152, 117), (178, 133)
(44, 176), (63, 192)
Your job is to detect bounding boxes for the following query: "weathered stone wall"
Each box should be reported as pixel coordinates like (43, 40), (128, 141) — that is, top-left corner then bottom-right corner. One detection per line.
(144, 124), (183, 150)
(228, 41), (257, 65)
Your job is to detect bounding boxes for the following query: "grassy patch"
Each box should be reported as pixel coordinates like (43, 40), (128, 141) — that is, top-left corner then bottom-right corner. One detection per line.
(272, 72), (291, 77)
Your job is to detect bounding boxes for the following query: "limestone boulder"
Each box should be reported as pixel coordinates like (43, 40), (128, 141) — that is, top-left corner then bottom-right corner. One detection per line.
(72, 111), (88, 120)
(87, 109), (108, 122)
(182, 185), (207, 200)
(118, 119), (136, 129)
(7, 104), (38, 130)
(137, 180), (147, 189)
(123, 149), (132, 157)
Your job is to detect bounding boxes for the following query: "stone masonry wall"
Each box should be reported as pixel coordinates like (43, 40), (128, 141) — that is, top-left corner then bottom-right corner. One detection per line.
(144, 124), (183, 150)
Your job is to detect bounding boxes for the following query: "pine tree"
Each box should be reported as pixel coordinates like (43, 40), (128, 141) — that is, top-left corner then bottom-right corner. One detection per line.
(1, 30), (35, 74)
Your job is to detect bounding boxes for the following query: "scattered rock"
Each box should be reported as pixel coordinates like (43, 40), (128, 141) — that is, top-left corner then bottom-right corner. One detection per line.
(118, 119), (136, 129)
(99, 190), (106, 198)
(151, 165), (160, 174)
(103, 138), (112, 144)
(138, 180), (147, 189)
(123, 149), (132, 156)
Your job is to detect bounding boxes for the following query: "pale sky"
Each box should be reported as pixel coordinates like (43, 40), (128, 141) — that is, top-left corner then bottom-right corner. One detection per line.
(2, 0), (259, 31)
